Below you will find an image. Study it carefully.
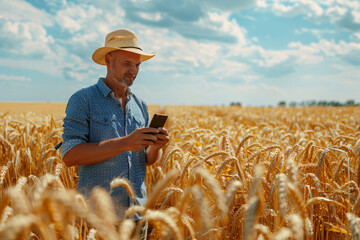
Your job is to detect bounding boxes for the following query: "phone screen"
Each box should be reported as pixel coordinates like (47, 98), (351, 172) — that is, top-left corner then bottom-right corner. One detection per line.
(149, 113), (168, 128)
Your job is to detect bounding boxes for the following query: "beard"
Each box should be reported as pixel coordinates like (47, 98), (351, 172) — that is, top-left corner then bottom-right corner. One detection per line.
(113, 73), (135, 88)
(122, 74), (135, 87)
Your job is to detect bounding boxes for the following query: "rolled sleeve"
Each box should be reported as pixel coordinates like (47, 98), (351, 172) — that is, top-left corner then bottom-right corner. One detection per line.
(61, 91), (90, 157)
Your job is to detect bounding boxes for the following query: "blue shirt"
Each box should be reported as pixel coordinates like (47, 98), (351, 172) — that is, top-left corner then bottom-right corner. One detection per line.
(61, 78), (149, 218)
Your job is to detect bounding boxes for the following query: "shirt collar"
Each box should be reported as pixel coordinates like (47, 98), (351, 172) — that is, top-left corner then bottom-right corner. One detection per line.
(97, 78), (133, 99)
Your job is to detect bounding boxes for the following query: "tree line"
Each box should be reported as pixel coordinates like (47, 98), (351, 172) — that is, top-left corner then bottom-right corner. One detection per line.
(229, 99), (359, 107)
(277, 99), (359, 107)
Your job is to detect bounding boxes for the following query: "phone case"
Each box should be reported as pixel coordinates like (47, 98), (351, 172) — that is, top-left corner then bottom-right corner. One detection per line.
(149, 114), (168, 128)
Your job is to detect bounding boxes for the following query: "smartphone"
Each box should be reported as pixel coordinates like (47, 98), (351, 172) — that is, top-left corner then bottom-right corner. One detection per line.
(149, 113), (168, 128)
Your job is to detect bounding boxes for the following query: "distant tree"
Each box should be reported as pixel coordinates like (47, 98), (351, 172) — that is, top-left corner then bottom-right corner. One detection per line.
(308, 100), (316, 106)
(317, 100), (327, 106)
(328, 101), (341, 106)
(230, 102), (242, 107)
(346, 99), (356, 106)
(278, 101), (286, 107)
(289, 101), (297, 107)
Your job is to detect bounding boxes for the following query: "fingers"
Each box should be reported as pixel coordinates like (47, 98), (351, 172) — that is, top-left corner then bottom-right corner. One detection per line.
(142, 131), (158, 143)
(157, 128), (169, 136)
(141, 127), (160, 135)
(131, 127), (169, 148)
(154, 132), (169, 141)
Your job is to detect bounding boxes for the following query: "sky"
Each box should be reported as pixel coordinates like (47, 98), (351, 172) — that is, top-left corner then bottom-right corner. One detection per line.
(0, 0), (359, 106)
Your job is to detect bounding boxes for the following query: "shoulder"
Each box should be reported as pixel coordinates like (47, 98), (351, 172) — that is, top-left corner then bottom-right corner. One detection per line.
(67, 83), (98, 104)
(131, 93), (148, 110)
(65, 83), (99, 114)
(130, 93), (149, 125)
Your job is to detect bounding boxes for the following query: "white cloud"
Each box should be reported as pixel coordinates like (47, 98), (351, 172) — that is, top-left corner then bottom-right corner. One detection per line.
(272, 0), (323, 18)
(138, 12), (163, 22)
(325, 6), (347, 20)
(44, 0), (67, 8)
(294, 27), (335, 39)
(210, 59), (249, 80)
(353, 33), (360, 40)
(202, 0), (256, 11)
(0, 74), (31, 82)
(0, 0), (53, 26)
(259, 83), (284, 93)
(0, 20), (55, 57)
(206, 11), (247, 46)
(257, 0), (268, 8)
(352, 9), (360, 23)
(137, 27), (223, 71)
(0, 57), (61, 76)
(288, 39), (360, 66)
(55, 3), (105, 34)
(270, 0), (360, 31)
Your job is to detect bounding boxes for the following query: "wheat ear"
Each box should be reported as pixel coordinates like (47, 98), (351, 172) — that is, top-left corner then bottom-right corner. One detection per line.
(316, 148), (329, 177)
(243, 197), (262, 240)
(118, 219), (136, 240)
(347, 213), (360, 240)
(178, 185), (212, 234)
(194, 167), (227, 215)
(145, 169), (180, 209)
(0, 214), (36, 240)
(90, 187), (117, 224)
(144, 209), (183, 240)
(110, 177), (135, 200)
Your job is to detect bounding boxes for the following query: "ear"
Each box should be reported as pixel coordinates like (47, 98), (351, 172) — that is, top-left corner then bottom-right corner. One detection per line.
(105, 53), (111, 66)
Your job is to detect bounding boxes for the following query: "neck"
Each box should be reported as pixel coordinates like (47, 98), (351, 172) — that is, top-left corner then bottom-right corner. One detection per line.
(104, 76), (127, 99)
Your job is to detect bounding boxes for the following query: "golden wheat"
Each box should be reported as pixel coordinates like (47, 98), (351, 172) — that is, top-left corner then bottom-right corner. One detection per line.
(0, 105), (359, 239)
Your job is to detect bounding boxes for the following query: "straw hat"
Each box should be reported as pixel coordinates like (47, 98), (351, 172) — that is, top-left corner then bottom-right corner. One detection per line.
(92, 29), (155, 65)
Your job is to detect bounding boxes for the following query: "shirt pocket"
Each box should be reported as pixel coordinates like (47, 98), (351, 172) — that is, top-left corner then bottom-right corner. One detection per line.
(90, 114), (117, 141)
(131, 112), (145, 129)
(92, 114), (112, 125)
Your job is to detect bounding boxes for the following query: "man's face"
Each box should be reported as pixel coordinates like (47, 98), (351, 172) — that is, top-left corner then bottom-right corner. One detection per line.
(106, 50), (141, 88)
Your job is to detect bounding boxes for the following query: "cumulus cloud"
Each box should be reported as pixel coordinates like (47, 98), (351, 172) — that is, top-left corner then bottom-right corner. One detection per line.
(272, 0), (323, 18)
(0, 19), (55, 57)
(118, 0), (248, 44)
(0, 0), (53, 26)
(286, 39), (360, 69)
(271, 0), (360, 32)
(55, 3), (107, 34)
(0, 74), (31, 82)
(294, 27), (335, 39)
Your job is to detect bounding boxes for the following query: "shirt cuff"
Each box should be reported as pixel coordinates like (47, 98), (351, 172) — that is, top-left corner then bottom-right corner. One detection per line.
(60, 138), (87, 158)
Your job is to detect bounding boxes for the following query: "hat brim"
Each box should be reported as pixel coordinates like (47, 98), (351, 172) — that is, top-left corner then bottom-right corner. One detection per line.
(92, 47), (155, 65)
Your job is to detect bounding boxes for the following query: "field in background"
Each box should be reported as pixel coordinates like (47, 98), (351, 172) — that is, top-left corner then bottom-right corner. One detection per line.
(0, 103), (359, 239)
(0, 102), (67, 117)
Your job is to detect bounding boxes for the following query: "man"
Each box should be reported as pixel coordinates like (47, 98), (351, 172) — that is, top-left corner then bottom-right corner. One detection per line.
(61, 29), (169, 218)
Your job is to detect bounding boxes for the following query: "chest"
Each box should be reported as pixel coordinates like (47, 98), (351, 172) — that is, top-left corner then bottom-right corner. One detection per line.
(88, 98), (146, 142)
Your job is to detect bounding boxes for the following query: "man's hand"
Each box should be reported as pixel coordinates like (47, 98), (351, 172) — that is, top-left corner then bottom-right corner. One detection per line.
(145, 127), (169, 165)
(124, 127), (160, 151)
(151, 128), (170, 149)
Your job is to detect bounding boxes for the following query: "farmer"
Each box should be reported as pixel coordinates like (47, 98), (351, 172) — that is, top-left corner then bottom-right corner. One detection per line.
(60, 29), (169, 219)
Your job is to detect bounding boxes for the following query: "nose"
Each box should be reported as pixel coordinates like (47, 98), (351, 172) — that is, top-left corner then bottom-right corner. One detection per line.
(129, 64), (137, 74)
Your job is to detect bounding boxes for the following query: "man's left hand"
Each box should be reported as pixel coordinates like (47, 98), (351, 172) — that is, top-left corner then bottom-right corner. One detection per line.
(151, 128), (169, 149)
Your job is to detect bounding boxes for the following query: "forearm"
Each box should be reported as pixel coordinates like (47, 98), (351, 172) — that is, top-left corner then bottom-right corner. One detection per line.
(63, 138), (128, 167)
(63, 127), (160, 167)
(146, 146), (163, 166)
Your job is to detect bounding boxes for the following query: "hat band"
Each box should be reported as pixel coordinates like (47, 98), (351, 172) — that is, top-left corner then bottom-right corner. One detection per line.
(119, 46), (143, 51)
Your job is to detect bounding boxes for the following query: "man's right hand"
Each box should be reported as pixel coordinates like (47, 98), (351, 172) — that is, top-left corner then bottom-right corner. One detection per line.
(124, 127), (160, 151)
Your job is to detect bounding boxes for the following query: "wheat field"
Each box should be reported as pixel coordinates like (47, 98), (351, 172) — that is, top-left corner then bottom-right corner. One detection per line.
(0, 104), (359, 240)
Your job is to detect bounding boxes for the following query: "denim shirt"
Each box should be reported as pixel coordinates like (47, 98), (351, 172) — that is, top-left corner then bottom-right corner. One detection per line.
(61, 78), (149, 218)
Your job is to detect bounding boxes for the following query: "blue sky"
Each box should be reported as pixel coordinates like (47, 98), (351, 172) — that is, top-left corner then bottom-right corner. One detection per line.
(0, 0), (359, 106)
